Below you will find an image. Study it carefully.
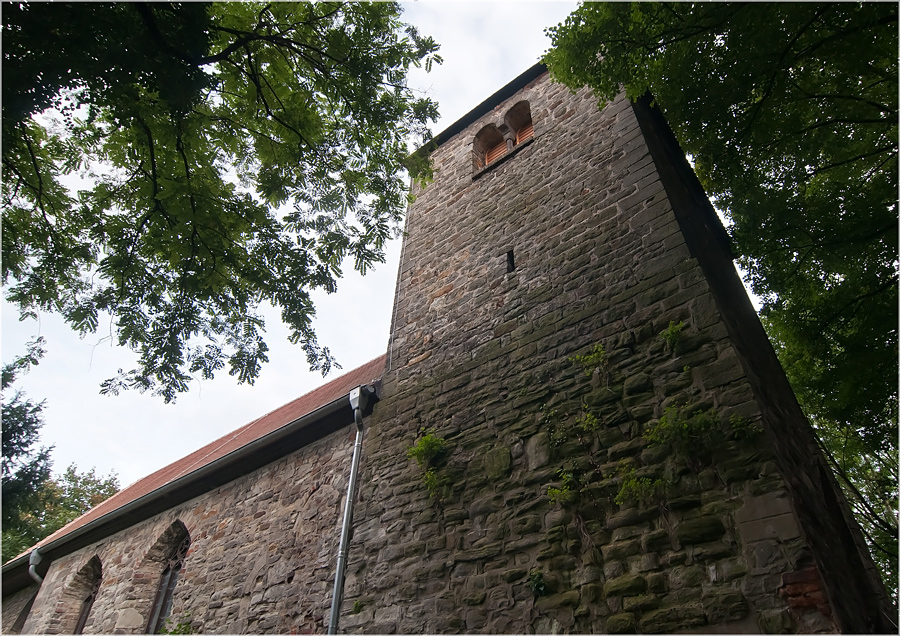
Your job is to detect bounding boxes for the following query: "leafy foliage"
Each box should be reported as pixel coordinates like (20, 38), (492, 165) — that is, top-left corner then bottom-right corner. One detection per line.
(810, 414), (898, 601)
(614, 466), (666, 507)
(546, 1), (897, 593)
(527, 569), (547, 597)
(2, 464), (120, 563)
(408, 431), (451, 500)
(2, 2), (441, 402)
(728, 414), (764, 441)
(574, 409), (600, 434)
(645, 404), (719, 472)
(2, 338), (52, 531)
(421, 467), (452, 501)
(547, 468), (578, 507)
(406, 431), (448, 468)
(569, 343), (608, 377)
(659, 320), (684, 353)
(161, 614), (196, 635)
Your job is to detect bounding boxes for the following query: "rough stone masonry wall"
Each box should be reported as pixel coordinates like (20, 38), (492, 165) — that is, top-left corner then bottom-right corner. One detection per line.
(21, 426), (356, 634)
(340, 75), (835, 634)
(3, 584), (40, 634)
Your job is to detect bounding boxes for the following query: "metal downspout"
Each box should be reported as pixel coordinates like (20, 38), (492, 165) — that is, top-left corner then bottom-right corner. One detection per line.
(28, 548), (43, 583)
(328, 386), (374, 634)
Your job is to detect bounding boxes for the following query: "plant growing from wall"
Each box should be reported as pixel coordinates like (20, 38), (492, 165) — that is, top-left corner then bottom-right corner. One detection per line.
(660, 320), (685, 354)
(728, 413), (764, 440)
(539, 404), (569, 450)
(614, 466), (666, 506)
(161, 615), (195, 635)
(575, 409), (600, 434)
(407, 430), (452, 501)
(541, 404), (602, 455)
(548, 468), (579, 506)
(645, 404), (718, 471)
(644, 405), (763, 473)
(528, 569), (547, 597)
(422, 467), (452, 500)
(407, 431), (448, 467)
(570, 343), (609, 380)
(540, 404), (605, 507)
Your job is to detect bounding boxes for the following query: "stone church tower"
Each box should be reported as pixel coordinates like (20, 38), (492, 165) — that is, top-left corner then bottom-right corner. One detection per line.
(3, 64), (894, 635)
(337, 65), (894, 633)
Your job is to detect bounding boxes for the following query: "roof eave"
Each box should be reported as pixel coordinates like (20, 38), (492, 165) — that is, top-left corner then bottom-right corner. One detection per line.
(2, 385), (379, 594)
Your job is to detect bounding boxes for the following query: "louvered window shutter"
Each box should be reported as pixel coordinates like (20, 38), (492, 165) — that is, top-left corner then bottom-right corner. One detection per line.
(485, 140), (507, 165)
(516, 122), (534, 145)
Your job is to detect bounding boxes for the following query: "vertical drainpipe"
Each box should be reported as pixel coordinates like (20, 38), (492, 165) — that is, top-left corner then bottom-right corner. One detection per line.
(328, 385), (375, 635)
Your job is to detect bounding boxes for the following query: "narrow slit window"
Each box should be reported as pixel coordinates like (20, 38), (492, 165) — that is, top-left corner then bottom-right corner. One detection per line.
(506, 250), (516, 273)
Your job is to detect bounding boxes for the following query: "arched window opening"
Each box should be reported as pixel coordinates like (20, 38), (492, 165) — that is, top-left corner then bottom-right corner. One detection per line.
(9, 588), (39, 634)
(47, 555), (102, 635)
(473, 124), (507, 170)
(505, 101), (534, 146)
(473, 102), (535, 175)
(73, 577), (101, 634)
(146, 531), (191, 634)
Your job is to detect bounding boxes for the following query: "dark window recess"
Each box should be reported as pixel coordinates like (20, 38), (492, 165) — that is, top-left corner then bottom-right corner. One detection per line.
(473, 124), (506, 170)
(147, 533), (191, 634)
(74, 578), (102, 634)
(506, 250), (516, 273)
(11, 589), (39, 634)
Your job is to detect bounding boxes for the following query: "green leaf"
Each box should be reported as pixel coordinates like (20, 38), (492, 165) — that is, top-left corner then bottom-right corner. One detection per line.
(3, 2), (441, 402)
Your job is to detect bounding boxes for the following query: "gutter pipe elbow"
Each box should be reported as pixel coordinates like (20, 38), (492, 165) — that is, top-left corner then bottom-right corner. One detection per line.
(28, 548), (43, 584)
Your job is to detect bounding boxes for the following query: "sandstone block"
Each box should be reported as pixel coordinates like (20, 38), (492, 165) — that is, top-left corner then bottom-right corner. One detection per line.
(675, 515), (726, 545)
(703, 589), (749, 623)
(601, 539), (640, 561)
(639, 604), (707, 633)
(757, 608), (792, 634)
(604, 574), (647, 597)
(114, 608), (144, 629)
(605, 612), (637, 633)
(535, 590), (580, 611)
(737, 513), (800, 544)
(624, 594), (660, 612)
(734, 491), (794, 524)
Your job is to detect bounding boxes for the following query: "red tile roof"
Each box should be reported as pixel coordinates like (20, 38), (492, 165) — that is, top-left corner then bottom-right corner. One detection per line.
(22, 355), (386, 557)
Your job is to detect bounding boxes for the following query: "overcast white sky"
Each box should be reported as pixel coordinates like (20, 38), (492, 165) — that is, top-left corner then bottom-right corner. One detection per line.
(1, 1), (582, 488)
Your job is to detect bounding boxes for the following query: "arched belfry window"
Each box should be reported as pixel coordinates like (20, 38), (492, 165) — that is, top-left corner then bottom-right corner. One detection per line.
(473, 101), (534, 174)
(505, 101), (534, 145)
(473, 124), (507, 170)
(143, 522), (191, 634)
